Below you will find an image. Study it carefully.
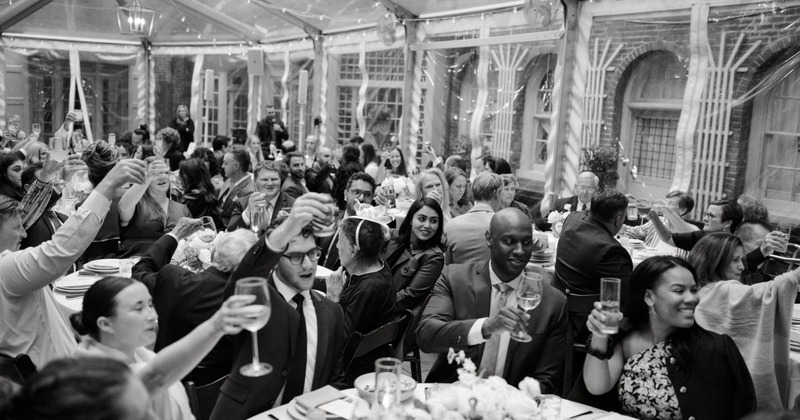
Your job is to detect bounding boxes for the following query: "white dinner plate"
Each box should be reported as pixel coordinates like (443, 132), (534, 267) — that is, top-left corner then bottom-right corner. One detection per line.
(286, 400), (338, 420)
(84, 259), (120, 272)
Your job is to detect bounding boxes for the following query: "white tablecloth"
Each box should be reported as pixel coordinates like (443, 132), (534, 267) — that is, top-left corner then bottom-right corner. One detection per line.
(53, 259), (128, 314)
(247, 385), (612, 420)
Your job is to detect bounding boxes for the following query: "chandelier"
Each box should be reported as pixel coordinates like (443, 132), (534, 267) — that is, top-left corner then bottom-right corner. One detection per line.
(116, 0), (154, 36)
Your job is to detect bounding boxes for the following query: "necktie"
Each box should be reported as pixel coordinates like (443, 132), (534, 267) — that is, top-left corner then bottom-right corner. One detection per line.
(478, 283), (513, 376)
(284, 294), (307, 401)
(263, 202), (273, 229)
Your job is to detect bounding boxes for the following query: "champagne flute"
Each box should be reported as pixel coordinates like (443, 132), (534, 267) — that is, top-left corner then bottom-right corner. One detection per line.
(235, 277), (273, 377)
(512, 272), (544, 342)
(251, 208), (263, 234)
(198, 216), (217, 243)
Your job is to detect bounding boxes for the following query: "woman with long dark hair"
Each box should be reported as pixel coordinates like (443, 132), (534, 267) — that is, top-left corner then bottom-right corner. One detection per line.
(688, 232), (800, 409)
(583, 256), (756, 420)
(333, 144), (364, 210)
(376, 146), (408, 183)
(118, 160), (190, 256)
(382, 197), (444, 311)
(179, 158), (221, 228)
(360, 143), (380, 180)
(0, 152), (25, 201)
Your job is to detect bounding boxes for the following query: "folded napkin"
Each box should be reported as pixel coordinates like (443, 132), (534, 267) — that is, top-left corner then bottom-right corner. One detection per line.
(295, 385), (347, 412)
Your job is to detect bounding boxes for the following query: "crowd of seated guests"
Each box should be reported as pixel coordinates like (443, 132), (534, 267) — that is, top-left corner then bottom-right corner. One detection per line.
(1, 122), (798, 420)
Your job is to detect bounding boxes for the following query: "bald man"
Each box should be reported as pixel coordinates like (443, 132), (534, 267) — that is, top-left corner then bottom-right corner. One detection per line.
(553, 171), (600, 213)
(305, 147), (335, 195)
(418, 208), (567, 394)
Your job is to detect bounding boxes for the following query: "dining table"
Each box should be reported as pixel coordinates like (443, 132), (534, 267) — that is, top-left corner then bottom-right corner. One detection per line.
(53, 258), (131, 315)
(247, 383), (630, 420)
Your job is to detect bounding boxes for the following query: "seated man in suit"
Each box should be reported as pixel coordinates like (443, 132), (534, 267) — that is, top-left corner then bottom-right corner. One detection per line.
(211, 193), (345, 420)
(444, 172), (502, 265)
(282, 152), (309, 199)
(553, 188), (631, 339)
(227, 161), (295, 232)
(553, 171), (599, 213)
(318, 172), (376, 270)
(218, 148), (255, 228)
(131, 222), (258, 385)
(417, 208), (568, 394)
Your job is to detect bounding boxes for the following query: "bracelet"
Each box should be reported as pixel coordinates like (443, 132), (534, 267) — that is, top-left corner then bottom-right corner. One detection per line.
(585, 334), (615, 360)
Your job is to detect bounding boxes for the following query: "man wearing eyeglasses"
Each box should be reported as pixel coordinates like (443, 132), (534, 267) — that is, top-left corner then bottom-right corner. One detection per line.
(317, 172), (376, 270)
(211, 193), (345, 420)
(554, 171), (599, 213)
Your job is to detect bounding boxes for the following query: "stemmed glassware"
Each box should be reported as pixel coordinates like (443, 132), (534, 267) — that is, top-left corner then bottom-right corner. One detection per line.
(511, 272), (544, 342)
(235, 277), (273, 377)
(198, 216), (217, 243)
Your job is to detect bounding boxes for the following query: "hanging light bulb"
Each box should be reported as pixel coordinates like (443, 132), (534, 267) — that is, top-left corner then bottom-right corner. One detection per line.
(117, 0), (154, 36)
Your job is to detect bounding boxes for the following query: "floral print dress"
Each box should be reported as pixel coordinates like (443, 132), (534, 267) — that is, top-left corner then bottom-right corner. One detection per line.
(618, 341), (683, 420)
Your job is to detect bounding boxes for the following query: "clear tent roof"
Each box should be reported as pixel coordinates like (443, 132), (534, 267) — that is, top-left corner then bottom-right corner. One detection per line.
(1, 0), (522, 45)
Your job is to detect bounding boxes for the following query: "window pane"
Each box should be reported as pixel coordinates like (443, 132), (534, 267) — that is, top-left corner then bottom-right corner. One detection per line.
(634, 52), (687, 102)
(632, 111), (679, 179)
(763, 133), (799, 202)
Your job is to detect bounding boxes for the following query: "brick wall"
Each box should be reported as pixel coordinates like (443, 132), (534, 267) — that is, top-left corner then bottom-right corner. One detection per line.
(153, 55), (193, 130)
(590, 5), (800, 201)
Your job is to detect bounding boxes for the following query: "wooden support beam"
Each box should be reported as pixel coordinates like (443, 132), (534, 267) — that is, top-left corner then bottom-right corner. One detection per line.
(249, 0), (322, 37)
(378, 0), (416, 20)
(0, 0), (54, 34)
(171, 0), (262, 43)
(411, 30), (562, 51)
(549, 0), (580, 202)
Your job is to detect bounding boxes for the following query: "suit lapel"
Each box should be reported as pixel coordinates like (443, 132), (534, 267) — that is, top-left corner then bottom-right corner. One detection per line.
(474, 261), (492, 319)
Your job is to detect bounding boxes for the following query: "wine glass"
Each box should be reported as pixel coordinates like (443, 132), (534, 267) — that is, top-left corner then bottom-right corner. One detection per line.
(198, 216), (217, 243)
(31, 123), (41, 137)
(235, 277), (273, 377)
(250, 208), (263, 234)
(511, 272), (544, 342)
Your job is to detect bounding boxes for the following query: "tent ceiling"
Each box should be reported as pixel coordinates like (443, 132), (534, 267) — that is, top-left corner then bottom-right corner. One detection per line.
(0, 0), (527, 45)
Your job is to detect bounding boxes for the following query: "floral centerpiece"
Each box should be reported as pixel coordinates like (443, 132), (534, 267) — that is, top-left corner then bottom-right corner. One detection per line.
(381, 174), (415, 202)
(546, 204), (572, 237)
(171, 232), (215, 273)
(421, 349), (541, 420)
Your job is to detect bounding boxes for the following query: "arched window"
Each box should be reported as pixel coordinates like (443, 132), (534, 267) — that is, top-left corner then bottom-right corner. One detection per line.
(620, 51), (687, 198)
(746, 58), (800, 217)
(519, 53), (556, 179)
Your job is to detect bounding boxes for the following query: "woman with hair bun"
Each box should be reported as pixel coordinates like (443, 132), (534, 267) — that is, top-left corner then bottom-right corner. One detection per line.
(326, 215), (396, 384)
(70, 276), (254, 420)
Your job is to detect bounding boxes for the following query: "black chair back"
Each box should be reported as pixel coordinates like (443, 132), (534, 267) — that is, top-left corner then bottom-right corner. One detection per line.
(563, 290), (599, 397)
(183, 374), (228, 420)
(343, 309), (414, 372)
(0, 353), (37, 385)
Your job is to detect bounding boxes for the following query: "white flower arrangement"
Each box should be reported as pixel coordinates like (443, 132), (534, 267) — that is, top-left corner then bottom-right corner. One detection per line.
(546, 204), (571, 237)
(171, 232), (215, 273)
(383, 175), (415, 200)
(421, 349), (541, 420)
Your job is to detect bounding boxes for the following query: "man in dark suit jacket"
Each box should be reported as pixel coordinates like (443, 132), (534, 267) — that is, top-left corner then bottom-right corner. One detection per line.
(282, 152), (309, 199)
(417, 208), (568, 394)
(534, 171), (600, 231)
(305, 147), (335, 195)
(211, 194), (345, 420)
(218, 148), (255, 228)
(255, 105), (289, 154)
(131, 220), (259, 385)
(553, 188), (632, 339)
(227, 161), (295, 232)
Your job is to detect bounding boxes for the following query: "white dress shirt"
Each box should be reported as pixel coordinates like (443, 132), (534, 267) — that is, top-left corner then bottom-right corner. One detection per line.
(0, 190), (110, 367)
(466, 263), (522, 376)
(273, 274), (318, 406)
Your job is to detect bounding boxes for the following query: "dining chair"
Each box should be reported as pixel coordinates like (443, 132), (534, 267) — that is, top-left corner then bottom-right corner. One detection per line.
(342, 309), (414, 373)
(0, 353), (37, 385)
(563, 289), (600, 398)
(183, 374), (228, 420)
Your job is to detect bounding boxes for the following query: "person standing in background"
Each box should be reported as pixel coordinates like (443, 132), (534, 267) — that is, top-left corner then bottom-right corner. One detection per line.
(169, 105), (195, 153)
(255, 105), (289, 157)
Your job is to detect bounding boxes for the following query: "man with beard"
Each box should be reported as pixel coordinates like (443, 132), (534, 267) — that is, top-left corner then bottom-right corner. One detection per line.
(254, 105), (289, 155)
(282, 152), (309, 200)
(417, 208), (567, 394)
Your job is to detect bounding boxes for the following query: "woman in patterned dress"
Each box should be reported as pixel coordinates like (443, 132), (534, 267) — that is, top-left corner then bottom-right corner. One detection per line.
(582, 256), (756, 420)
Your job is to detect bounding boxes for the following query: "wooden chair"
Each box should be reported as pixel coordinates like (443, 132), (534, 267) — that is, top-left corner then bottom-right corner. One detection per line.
(563, 290), (599, 398)
(0, 353), (37, 385)
(183, 374), (228, 420)
(402, 307), (426, 382)
(343, 309), (414, 372)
